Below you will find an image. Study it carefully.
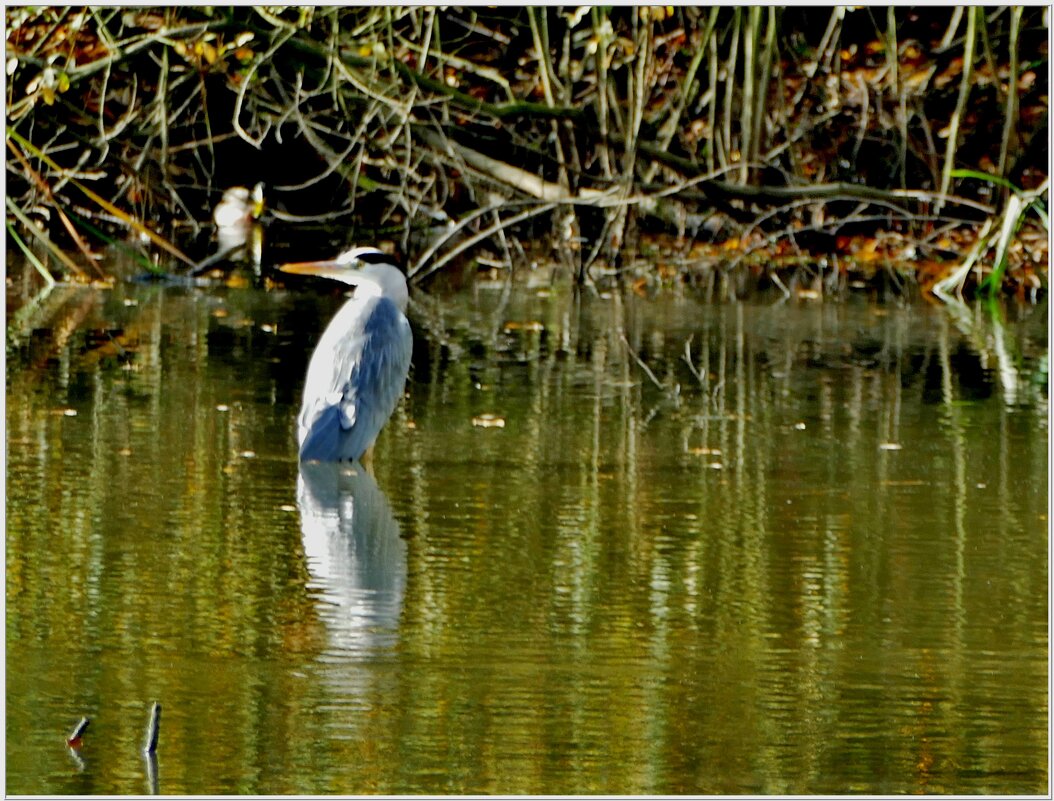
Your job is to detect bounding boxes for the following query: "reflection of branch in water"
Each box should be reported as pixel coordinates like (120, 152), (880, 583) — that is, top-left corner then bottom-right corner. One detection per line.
(620, 332), (666, 391)
(143, 751), (159, 795)
(297, 463), (407, 659)
(989, 310), (1019, 406)
(66, 745), (86, 773)
(7, 284), (95, 361)
(938, 298), (1023, 407)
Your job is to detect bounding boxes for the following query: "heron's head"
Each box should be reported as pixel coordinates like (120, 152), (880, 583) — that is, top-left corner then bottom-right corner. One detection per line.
(280, 246), (408, 311)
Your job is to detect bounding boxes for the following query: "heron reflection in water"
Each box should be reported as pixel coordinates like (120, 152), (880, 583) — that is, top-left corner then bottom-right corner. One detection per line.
(297, 462), (407, 657)
(281, 247), (412, 464)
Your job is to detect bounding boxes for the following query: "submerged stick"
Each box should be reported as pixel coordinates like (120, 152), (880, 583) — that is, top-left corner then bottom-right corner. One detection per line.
(143, 702), (161, 754)
(67, 716), (91, 747)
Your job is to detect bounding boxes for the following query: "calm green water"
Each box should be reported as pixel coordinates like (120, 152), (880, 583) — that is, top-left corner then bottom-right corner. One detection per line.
(6, 274), (1049, 794)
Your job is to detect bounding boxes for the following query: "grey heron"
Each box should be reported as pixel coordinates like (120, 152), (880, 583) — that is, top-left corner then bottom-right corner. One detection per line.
(280, 247), (412, 462)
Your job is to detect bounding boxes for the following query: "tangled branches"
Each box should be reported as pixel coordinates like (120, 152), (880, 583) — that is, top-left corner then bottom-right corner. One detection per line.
(5, 7), (1048, 293)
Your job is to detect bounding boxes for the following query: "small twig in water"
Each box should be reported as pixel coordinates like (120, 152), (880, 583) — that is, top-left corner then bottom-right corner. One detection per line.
(67, 717), (91, 748)
(143, 701), (161, 754)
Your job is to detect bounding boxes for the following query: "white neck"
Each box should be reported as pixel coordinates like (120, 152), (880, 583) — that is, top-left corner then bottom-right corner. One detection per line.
(344, 264), (409, 313)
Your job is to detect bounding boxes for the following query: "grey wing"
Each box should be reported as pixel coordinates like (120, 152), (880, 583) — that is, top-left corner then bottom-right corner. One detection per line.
(299, 297), (412, 462)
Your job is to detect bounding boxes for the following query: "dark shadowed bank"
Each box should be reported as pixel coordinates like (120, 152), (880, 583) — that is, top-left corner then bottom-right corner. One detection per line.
(4, 6), (1049, 298)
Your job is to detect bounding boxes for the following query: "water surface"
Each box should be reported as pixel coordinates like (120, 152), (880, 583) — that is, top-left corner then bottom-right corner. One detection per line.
(6, 273), (1048, 794)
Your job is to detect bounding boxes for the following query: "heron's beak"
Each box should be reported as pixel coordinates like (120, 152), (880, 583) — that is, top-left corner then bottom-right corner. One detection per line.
(279, 259), (351, 279)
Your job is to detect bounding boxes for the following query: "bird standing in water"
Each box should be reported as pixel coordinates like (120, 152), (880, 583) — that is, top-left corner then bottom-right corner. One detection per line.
(201, 183), (266, 274)
(213, 182), (266, 230)
(280, 247), (412, 463)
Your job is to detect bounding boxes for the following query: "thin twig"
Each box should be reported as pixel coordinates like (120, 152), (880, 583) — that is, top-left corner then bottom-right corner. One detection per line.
(66, 717), (91, 746)
(143, 702), (161, 755)
(936, 6), (978, 215)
